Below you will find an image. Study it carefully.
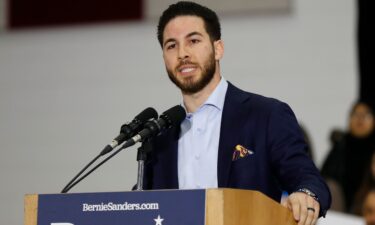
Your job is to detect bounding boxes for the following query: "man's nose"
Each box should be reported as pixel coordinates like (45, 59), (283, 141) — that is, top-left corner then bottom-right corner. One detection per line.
(178, 46), (190, 60)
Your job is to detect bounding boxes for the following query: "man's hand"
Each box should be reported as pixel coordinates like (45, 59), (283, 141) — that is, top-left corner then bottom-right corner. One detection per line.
(281, 192), (320, 225)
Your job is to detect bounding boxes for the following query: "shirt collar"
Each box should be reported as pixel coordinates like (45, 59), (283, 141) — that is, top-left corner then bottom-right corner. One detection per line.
(181, 77), (228, 115)
(204, 77), (228, 111)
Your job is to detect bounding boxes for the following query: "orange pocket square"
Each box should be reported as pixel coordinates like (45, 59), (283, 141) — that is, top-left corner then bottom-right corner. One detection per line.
(232, 144), (254, 161)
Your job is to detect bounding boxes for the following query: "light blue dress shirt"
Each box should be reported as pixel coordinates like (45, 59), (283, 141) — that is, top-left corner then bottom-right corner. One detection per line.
(178, 78), (228, 189)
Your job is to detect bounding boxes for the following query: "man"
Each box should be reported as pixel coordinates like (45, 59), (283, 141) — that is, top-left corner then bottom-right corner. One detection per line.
(143, 2), (331, 225)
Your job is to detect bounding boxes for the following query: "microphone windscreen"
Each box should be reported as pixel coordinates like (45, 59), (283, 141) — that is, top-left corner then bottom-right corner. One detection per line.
(135, 107), (158, 122)
(162, 105), (186, 127)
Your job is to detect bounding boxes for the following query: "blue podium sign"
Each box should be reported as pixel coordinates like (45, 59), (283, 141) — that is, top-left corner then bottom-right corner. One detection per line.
(37, 189), (206, 225)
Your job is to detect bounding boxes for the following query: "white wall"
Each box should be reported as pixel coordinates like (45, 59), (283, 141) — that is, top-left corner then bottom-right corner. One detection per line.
(0, 0), (357, 224)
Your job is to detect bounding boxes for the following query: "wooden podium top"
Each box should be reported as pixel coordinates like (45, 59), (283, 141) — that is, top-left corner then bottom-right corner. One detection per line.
(206, 188), (297, 225)
(25, 188), (297, 225)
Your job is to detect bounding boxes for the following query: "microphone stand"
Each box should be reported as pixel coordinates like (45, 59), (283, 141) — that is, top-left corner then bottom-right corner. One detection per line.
(135, 139), (152, 191)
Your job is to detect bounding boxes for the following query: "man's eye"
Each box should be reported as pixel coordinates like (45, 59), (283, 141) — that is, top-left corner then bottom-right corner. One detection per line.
(191, 39), (200, 44)
(166, 44), (176, 50)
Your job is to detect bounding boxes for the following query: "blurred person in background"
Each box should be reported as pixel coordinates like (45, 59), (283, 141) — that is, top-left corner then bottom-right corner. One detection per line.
(321, 102), (375, 213)
(352, 150), (375, 215)
(362, 188), (375, 225)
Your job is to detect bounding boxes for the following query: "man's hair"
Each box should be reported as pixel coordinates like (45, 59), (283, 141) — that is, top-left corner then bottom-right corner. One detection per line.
(157, 1), (221, 47)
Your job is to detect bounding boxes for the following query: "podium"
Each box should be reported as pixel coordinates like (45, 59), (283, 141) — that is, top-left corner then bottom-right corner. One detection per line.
(25, 188), (297, 225)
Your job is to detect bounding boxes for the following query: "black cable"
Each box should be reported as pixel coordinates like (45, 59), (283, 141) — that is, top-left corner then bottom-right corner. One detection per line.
(61, 140), (135, 193)
(61, 153), (102, 193)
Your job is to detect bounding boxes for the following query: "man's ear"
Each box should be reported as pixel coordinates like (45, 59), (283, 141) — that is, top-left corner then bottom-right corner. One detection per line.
(214, 40), (224, 60)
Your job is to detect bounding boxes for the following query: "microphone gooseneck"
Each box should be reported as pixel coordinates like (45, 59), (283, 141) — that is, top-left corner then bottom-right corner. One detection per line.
(61, 107), (158, 193)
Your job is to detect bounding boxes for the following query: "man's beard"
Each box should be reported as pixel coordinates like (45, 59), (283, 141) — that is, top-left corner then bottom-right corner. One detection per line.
(166, 51), (216, 95)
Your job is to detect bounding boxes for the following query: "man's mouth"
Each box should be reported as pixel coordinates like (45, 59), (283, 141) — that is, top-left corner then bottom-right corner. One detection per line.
(180, 67), (196, 73)
(178, 64), (198, 74)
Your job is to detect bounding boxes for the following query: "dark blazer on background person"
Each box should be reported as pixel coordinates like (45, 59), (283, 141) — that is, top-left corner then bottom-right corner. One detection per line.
(143, 82), (331, 217)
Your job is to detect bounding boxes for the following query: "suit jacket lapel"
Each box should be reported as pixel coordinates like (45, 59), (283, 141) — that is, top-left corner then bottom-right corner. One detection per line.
(164, 126), (179, 189)
(150, 125), (179, 189)
(217, 82), (250, 187)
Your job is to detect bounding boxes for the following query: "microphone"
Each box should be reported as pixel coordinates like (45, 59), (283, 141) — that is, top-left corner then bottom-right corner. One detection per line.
(125, 105), (186, 147)
(61, 107), (157, 193)
(100, 107), (158, 156)
(61, 105), (186, 193)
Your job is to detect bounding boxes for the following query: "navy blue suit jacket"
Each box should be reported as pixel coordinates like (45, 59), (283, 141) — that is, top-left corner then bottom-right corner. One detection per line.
(143, 82), (331, 216)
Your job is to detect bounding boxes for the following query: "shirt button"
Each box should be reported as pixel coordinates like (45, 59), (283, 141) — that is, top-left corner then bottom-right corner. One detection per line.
(195, 155), (200, 160)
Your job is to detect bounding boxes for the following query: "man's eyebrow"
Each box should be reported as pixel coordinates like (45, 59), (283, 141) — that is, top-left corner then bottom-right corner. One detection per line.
(163, 38), (176, 47)
(186, 31), (203, 38)
(163, 32), (204, 47)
